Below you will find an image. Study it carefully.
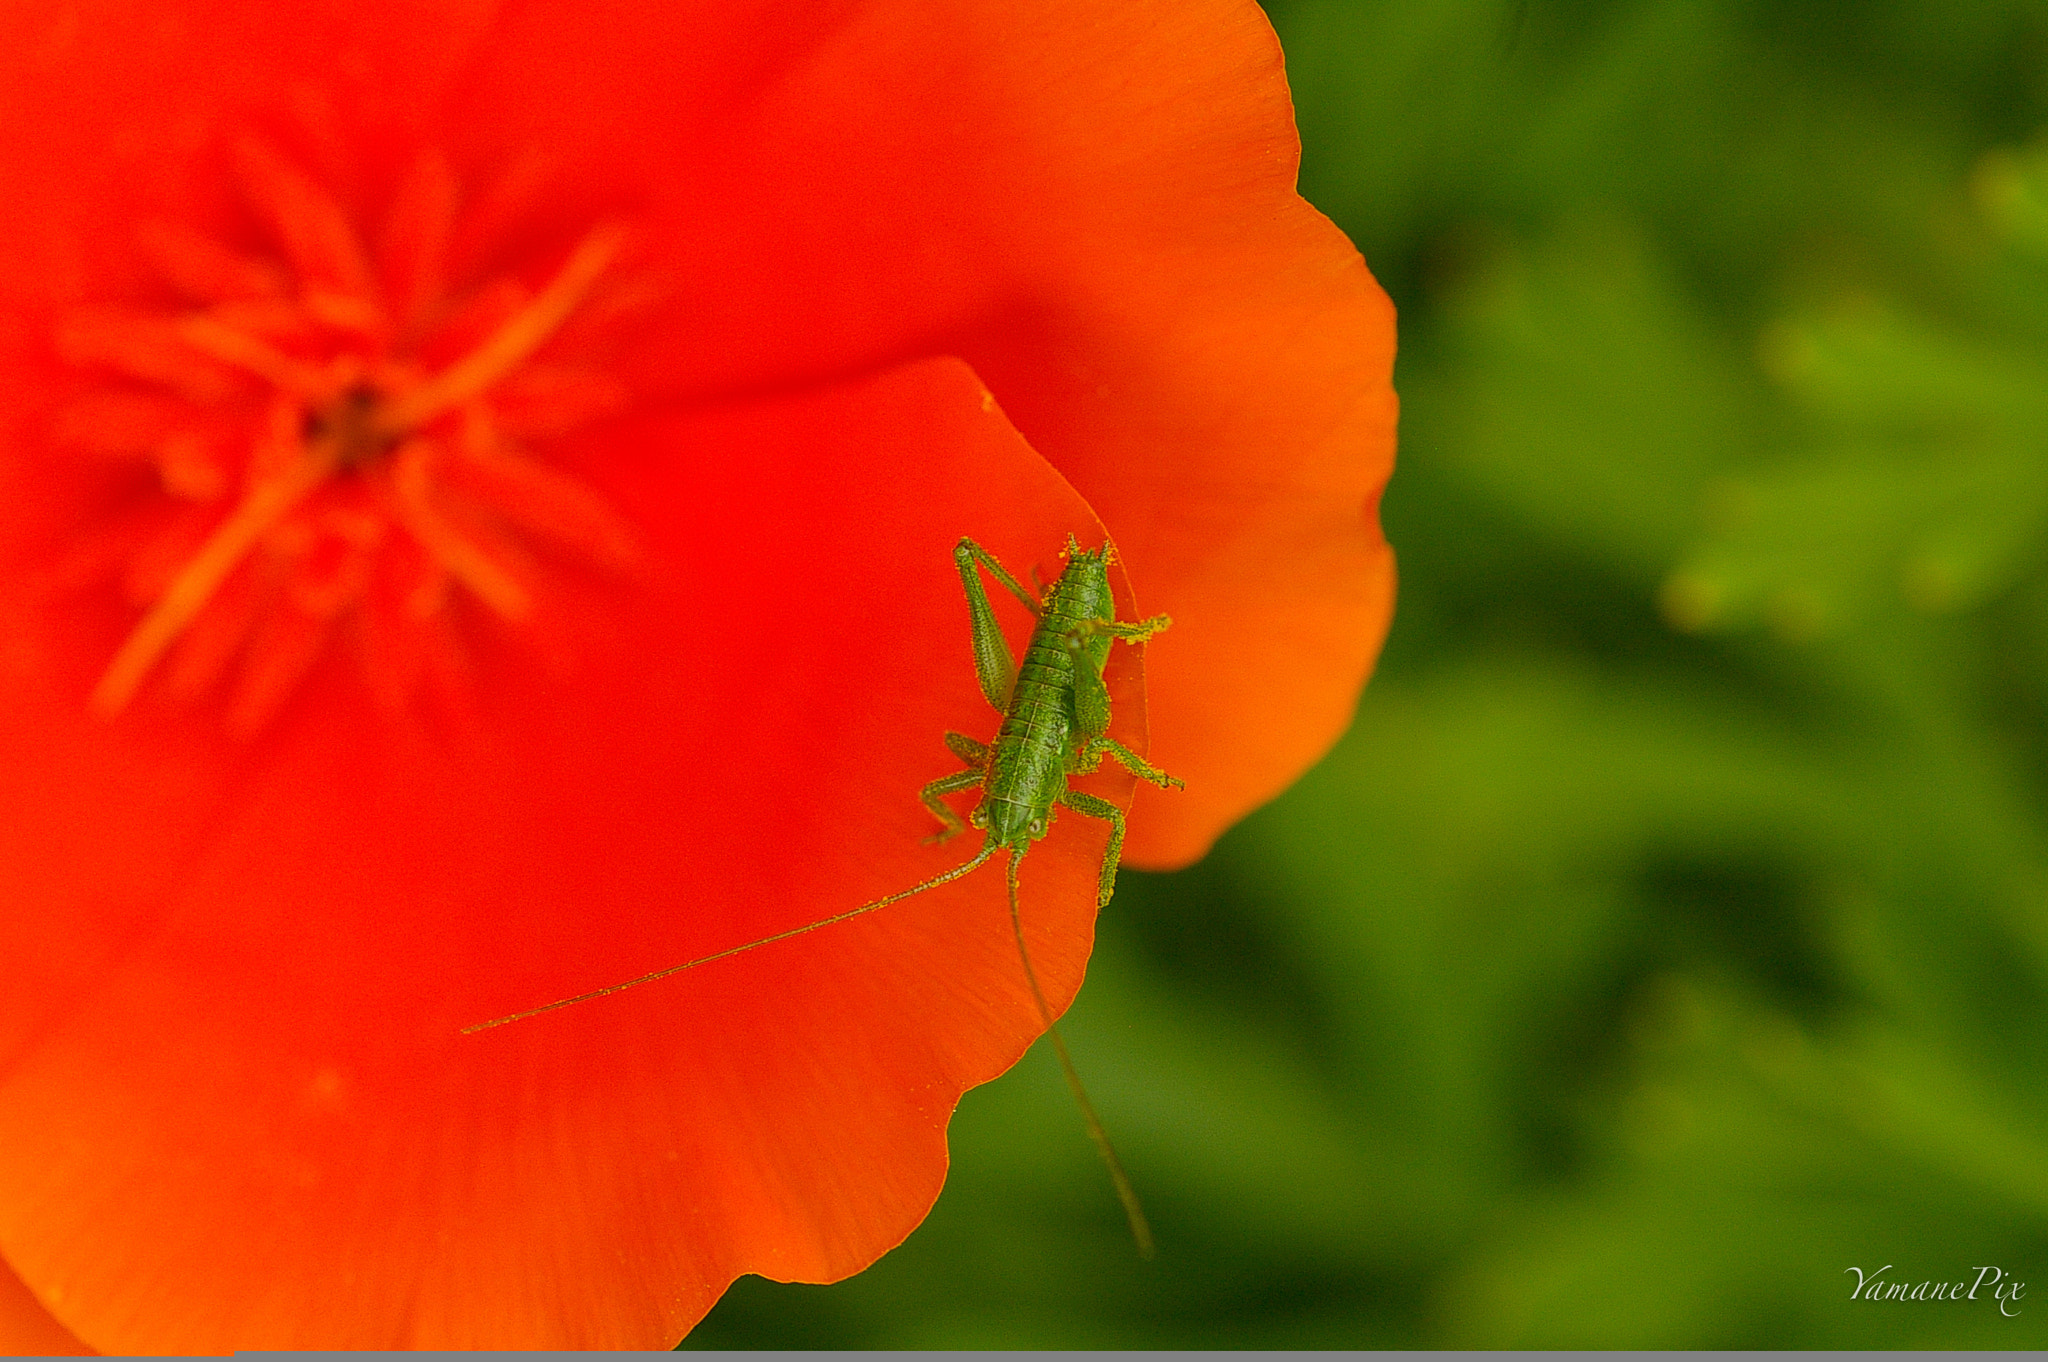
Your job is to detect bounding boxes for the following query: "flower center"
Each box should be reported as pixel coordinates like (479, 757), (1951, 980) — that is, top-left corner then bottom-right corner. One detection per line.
(57, 143), (641, 733)
(305, 385), (389, 471)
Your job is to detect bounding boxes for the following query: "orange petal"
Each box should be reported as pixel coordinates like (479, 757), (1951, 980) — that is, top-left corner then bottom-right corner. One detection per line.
(0, 1253), (93, 1356)
(0, 357), (1144, 1350)
(0, 0), (1390, 1348)
(461, 0), (1397, 864)
(2, 0), (1391, 865)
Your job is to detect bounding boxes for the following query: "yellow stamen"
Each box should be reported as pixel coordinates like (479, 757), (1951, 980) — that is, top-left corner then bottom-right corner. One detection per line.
(175, 315), (329, 397)
(388, 441), (532, 622)
(378, 224), (627, 436)
(88, 199), (627, 721)
(91, 442), (337, 716)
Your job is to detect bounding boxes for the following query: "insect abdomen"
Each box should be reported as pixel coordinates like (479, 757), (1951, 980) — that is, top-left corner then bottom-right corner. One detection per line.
(980, 564), (1102, 838)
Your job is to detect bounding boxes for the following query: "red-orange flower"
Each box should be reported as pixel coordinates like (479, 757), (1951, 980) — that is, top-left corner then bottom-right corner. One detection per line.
(0, 0), (1394, 1352)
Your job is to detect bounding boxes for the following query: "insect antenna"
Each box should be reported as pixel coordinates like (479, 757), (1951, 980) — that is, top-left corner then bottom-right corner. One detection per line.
(1003, 847), (1156, 1258)
(462, 843), (999, 1033)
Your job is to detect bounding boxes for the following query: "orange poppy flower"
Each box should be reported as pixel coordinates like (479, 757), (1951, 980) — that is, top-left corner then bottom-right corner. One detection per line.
(0, 0), (1394, 1352)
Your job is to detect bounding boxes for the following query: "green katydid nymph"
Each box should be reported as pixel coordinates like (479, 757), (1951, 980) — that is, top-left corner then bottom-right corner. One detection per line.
(466, 534), (1182, 1254)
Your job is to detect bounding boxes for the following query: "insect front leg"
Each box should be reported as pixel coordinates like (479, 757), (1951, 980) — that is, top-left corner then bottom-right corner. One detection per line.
(954, 538), (1040, 713)
(919, 768), (983, 843)
(1058, 788), (1130, 907)
(943, 730), (990, 768)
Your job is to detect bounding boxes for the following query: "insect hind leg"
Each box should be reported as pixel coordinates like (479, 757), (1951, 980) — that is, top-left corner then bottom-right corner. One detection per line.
(954, 537), (1037, 713)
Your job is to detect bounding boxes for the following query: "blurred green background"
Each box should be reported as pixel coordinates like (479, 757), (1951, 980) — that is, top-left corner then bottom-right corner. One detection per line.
(687, 0), (2048, 1346)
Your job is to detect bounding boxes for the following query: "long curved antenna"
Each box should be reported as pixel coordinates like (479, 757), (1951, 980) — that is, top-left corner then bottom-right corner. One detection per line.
(462, 843), (998, 1033)
(1004, 848), (1155, 1258)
